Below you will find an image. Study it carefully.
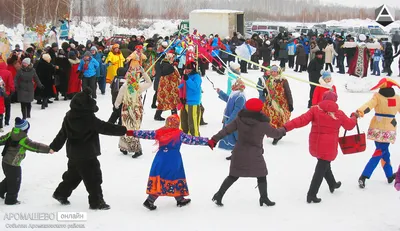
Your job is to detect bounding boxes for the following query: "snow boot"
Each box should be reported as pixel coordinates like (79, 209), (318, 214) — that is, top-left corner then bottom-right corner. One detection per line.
(120, 149), (128, 155)
(272, 137), (282, 145)
(200, 105), (207, 125)
(154, 110), (165, 121)
(177, 198), (191, 207)
(212, 176), (238, 206)
(5, 200), (21, 205)
(132, 151), (143, 159)
(225, 155), (232, 160)
(329, 181), (341, 193)
(53, 193), (71, 205)
(306, 196), (322, 204)
(89, 199), (110, 210)
(143, 199), (157, 211)
(258, 181), (275, 207)
(388, 174), (396, 184)
(358, 175), (367, 189)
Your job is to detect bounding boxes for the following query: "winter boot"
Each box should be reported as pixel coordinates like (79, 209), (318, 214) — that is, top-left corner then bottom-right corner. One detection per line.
(329, 181), (342, 193)
(143, 199), (157, 211)
(306, 196), (322, 203)
(358, 175), (367, 189)
(258, 181), (276, 207)
(5, 200), (21, 205)
(53, 193), (71, 205)
(151, 93), (157, 109)
(132, 151), (143, 159)
(212, 176), (238, 206)
(388, 174), (396, 184)
(272, 137), (282, 145)
(200, 105), (208, 125)
(154, 110), (165, 121)
(177, 198), (191, 207)
(41, 98), (47, 110)
(120, 149), (128, 155)
(225, 155), (232, 160)
(89, 199), (110, 210)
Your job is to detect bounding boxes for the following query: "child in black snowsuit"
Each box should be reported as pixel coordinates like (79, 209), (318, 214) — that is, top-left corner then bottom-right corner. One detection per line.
(50, 87), (127, 210)
(108, 67), (127, 125)
(0, 117), (52, 205)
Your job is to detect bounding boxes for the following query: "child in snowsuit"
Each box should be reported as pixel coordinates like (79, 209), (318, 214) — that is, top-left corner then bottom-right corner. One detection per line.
(129, 114), (209, 210)
(108, 67), (127, 125)
(285, 91), (357, 203)
(311, 71), (337, 106)
(209, 98), (286, 207)
(0, 117), (52, 205)
(372, 49), (382, 76)
(50, 87), (127, 210)
(356, 78), (400, 188)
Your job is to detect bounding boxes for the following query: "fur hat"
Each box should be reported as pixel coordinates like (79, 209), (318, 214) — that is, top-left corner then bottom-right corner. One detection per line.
(359, 34), (366, 42)
(245, 98), (263, 112)
(22, 58), (31, 66)
(15, 117), (30, 131)
(322, 91), (337, 102)
(229, 62), (240, 70)
(70, 87), (99, 112)
(42, 54), (51, 63)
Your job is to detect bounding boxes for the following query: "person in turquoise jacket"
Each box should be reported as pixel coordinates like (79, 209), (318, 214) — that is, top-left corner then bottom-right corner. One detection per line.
(90, 47), (107, 95)
(179, 62), (202, 136)
(78, 51), (99, 98)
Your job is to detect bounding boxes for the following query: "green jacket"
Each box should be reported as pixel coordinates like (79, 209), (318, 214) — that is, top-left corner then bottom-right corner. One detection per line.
(1, 128), (51, 166)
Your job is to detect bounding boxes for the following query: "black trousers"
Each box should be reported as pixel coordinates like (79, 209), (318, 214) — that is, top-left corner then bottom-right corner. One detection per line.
(280, 58), (287, 69)
(308, 159), (336, 197)
(325, 63), (333, 72)
(385, 59), (393, 76)
(394, 42), (399, 54)
(308, 84), (316, 108)
(295, 64), (305, 72)
(82, 77), (97, 98)
(199, 62), (207, 77)
(4, 96), (10, 125)
(20, 102), (31, 119)
(240, 60), (247, 73)
(304, 54), (309, 70)
(152, 91), (158, 107)
(0, 114), (3, 128)
(54, 158), (103, 206)
(108, 106), (122, 125)
(288, 55), (295, 68)
(0, 162), (22, 204)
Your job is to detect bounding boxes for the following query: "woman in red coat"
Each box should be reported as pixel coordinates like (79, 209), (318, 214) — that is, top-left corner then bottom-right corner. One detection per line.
(284, 91), (357, 203)
(67, 51), (82, 98)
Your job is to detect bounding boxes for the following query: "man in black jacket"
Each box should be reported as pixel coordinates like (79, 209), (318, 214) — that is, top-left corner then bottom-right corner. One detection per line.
(51, 87), (127, 210)
(336, 36), (345, 74)
(307, 50), (324, 108)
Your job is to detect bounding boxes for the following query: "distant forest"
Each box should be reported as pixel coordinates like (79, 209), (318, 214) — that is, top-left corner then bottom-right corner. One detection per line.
(0, 0), (398, 27)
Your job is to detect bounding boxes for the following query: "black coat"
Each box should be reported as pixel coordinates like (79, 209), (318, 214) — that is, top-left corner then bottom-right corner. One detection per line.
(35, 59), (56, 98)
(307, 57), (324, 83)
(384, 43), (393, 61)
(55, 55), (71, 94)
(50, 89), (127, 160)
(259, 45), (272, 62)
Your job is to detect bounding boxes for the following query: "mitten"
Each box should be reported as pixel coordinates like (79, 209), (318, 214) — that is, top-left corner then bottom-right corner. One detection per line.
(351, 112), (360, 119)
(208, 139), (217, 150)
(395, 183), (400, 191)
(289, 104), (294, 112)
(126, 130), (134, 136)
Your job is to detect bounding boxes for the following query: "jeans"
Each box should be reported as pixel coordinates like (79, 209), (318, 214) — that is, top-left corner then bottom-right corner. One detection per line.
(337, 55), (345, 73)
(97, 76), (106, 94)
(372, 61), (380, 75)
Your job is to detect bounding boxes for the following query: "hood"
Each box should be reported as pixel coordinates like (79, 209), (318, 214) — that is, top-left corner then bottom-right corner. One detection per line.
(10, 128), (28, 142)
(317, 100), (338, 113)
(379, 87), (395, 98)
(237, 109), (270, 126)
(70, 88), (99, 113)
(0, 62), (7, 70)
(318, 77), (333, 87)
(68, 58), (80, 65)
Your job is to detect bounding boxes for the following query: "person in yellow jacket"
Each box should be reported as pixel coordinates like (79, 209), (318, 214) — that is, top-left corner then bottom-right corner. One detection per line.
(125, 45), (147, 70)
(356, 78), (399, 188)
(105, 44), (125, 83)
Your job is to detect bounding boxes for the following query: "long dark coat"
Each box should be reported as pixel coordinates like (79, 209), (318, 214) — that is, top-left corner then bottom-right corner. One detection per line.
(55, 54), (71, 95)
(296, 44), (307, 66)
(212, 110), (286, 177)
(35, 59), (56, 98)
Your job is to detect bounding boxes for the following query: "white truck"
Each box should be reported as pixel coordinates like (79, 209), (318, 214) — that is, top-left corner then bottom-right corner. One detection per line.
(189, 9), (245, 38)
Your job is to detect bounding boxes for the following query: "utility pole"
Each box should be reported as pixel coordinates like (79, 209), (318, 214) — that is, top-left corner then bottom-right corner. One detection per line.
(80, 0), (83, 21)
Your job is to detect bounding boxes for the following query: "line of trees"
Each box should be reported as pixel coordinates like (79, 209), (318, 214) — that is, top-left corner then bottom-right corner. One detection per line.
(0, 0), (398, 27)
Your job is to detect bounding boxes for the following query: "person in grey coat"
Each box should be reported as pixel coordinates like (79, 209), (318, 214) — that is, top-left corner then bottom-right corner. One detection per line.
(278, 38), (289, 70)
(14, 58), (43, 119)
(392, 31), (400, 53)
(295, 44), (307, 72)
(208, 98), (286, 207)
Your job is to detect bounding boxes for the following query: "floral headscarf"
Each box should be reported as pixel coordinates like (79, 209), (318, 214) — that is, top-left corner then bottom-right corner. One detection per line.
(231, 78), (245, 91)
(155, 114), (181, 147)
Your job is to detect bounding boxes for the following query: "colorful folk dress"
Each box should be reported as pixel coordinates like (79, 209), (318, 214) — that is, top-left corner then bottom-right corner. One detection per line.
(262, 77), (291, 128)
(157, 61), (181, 111)
(133, 130), (209, 197)
(348, 44), (369, 78)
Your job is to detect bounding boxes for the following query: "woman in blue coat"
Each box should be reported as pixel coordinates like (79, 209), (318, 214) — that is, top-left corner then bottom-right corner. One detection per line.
(216, 79), (246, 160)
(131, 114), (209, 211)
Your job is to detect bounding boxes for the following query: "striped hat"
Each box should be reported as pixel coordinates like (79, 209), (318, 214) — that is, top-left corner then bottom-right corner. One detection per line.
(15, 117), (30, 131)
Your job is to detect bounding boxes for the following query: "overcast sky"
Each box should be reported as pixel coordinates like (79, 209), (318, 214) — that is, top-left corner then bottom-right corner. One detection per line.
(320, 0), (397, 8)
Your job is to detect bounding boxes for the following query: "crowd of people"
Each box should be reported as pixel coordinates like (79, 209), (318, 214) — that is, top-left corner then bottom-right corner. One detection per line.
(0, 27), (399, 211)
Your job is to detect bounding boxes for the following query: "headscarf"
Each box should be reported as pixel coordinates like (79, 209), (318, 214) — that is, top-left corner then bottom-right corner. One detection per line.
(231, 78), (245, 91)
(155, 114), (181, 147)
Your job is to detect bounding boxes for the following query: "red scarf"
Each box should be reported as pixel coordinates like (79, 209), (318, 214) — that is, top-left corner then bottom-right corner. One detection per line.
(155, 128), (181, 147)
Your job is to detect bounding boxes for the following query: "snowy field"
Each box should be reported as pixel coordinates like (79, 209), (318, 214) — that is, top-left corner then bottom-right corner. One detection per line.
(0, 58), (400, 230)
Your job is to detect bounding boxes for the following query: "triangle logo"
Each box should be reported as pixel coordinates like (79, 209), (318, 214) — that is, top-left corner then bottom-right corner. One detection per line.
(375, 5), (395, 27)
(381, 8), (389, 16)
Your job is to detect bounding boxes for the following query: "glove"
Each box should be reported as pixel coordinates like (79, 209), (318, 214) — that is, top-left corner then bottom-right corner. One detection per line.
(395, 183), (400, 191)
(289, 104), (294, 112)
(356, 110), (364, 118)
(208, 139), (217, 150)
(263, 89), (268, 97)
(126, 130), (134, 136)
(183, 74), (189, 81)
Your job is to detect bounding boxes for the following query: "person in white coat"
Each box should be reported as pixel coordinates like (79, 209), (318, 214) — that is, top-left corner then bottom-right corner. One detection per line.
(323, 40), (337, 72)
(114, 66), (152, 158)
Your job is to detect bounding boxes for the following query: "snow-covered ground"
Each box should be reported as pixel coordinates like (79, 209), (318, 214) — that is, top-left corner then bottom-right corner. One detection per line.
(0, 56), (399, 231)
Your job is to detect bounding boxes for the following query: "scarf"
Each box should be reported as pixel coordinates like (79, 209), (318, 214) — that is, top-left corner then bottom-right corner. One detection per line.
(155, 115), (181, 147)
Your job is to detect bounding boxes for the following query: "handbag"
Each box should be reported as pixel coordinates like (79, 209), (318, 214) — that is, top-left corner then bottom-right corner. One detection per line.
(338, 123), (366, 154)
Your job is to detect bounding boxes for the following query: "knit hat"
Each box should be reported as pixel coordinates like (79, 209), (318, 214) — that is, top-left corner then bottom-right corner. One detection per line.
(42, 54), (51, 63)
(245, 98), (263, 112)
(322, 91), (338, 102)
(22, 58), (31, 66)
(15, 117), (30, 131)
(51, 43), (58, 48)
(84, 51), (92, 57)
(321, 71), (331, 80)
(70, 87), (99, 112)
(90, 46), (98, 52)
(270, 65), (279, 72)
(68, 51), (76, 59)
(165, 114), (180, 129)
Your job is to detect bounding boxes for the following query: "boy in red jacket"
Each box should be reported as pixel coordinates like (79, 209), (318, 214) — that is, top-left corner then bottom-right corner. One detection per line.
(312, 71), (336, 106)
(284, 91), (357, 203)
